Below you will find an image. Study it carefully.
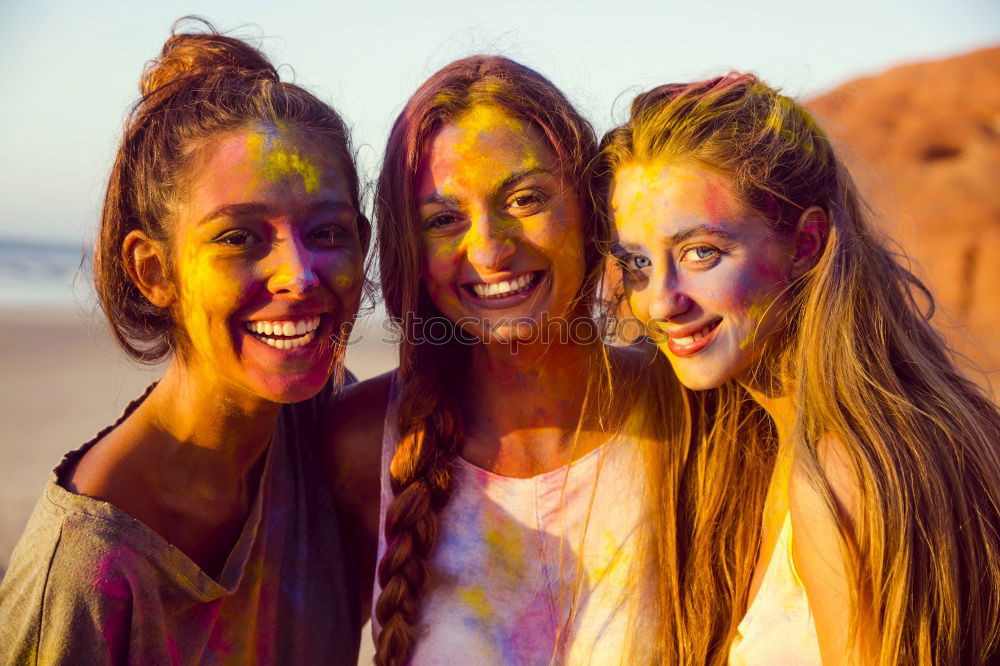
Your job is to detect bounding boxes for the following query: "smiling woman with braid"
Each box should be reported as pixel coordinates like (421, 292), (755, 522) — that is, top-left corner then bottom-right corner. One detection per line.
(322, 56), (681, 665)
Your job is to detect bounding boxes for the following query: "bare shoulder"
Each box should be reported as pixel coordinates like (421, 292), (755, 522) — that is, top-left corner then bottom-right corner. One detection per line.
(322, 370), (393, 473)
(789, 432), (861, 528)
(65, 408), (160, 519)
(320, 370), (394, 527)
(789, 433), (874, 664)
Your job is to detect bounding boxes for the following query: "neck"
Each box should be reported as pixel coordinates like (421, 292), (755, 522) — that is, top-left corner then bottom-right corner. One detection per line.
(742, 377), (800, 519)
(744, 384), (797, 449)
(143, 358), (281, 483)
(462, 335), (606, 476)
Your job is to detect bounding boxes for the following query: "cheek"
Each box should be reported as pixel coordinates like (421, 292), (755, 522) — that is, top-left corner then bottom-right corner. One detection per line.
(320, 248), (363, 294)
(179, 259), (255, 351)
(531, 206), (586, 276)
(421, 236), (464, 305)
(624, 282), (650, 320)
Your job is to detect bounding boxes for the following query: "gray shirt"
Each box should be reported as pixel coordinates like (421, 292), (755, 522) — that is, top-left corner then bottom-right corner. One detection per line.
(0, 384), (360, 665)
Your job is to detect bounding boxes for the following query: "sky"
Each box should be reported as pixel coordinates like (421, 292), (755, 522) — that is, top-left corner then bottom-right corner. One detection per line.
(1, 0), (997, 244)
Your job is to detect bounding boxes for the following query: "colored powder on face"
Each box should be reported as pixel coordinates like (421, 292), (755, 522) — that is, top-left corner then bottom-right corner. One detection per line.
(739, 296), (771, 350)
(246, 131), (321, 194)
(333, 273), (354, 289)
(702, 179), (728, 225)
(449, 105), (534, 169)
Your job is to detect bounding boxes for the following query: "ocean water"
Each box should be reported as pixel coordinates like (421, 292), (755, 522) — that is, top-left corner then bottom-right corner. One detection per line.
(0, 237), (93, 309)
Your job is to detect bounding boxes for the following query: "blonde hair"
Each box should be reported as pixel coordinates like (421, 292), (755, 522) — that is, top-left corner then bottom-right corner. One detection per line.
(598, 73), (1000, 664)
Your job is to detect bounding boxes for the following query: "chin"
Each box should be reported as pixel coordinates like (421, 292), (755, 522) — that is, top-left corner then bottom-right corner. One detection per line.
(249, 366), (336, 404)
(657, 345), (733, 391)
(673, 373), (727, 391)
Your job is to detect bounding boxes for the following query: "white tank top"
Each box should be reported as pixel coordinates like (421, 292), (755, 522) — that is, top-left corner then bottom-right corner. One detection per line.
(728, 512), (823, 665)
(371, 380), (653, 665)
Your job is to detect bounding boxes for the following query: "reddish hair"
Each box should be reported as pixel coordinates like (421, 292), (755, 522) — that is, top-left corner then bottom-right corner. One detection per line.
(372, 55), (602, 665)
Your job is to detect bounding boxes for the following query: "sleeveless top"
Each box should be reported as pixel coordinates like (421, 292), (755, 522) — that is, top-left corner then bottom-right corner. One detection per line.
(728, 512), (823, 665)
(372, 379), (654, 665)
(0, 382), (361, 665)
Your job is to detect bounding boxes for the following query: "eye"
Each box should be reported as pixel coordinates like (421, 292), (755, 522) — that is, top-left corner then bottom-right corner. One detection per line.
(680, 245), (721, 264)
(309, 223), (353, 248)
(504, 190), (548, 216)
(615, 252), (652, 279)
(632, 255), (652, 269)
(214, 229), (261, 248)
(424, 211), (463, 230)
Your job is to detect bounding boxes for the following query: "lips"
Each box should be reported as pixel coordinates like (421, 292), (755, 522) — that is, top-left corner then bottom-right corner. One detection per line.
(664, 318), (722, 358)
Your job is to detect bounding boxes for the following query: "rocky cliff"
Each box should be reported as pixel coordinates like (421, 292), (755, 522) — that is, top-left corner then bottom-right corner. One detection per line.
(806, 46), (1000, 398)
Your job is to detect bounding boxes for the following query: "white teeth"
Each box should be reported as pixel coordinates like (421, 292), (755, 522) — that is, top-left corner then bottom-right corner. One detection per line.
(245, 316), (322, 349)
(472, 273), (536, 298)
(672, 321), (718, 347)
(260, 330), (316, 350)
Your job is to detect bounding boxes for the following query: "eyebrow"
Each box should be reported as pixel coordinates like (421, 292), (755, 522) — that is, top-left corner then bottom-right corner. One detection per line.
(198, 199), (354, 225)
(612, 225), (737, 254)
(668, 224), (737, 245)
(418, 192), (461, 207)
(611, 239), (646, 255)
(416, 167), (554, 208)
(493, 167), (553, 197)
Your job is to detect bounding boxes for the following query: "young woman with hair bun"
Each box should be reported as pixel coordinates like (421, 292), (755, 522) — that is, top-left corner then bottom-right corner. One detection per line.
(323, 56), (677, 665)
(0, 18), (370, 664)
(599, 73), (1000, 664)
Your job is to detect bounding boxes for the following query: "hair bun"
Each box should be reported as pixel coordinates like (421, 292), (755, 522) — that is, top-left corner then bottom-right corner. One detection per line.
(140, 16), (278, 97)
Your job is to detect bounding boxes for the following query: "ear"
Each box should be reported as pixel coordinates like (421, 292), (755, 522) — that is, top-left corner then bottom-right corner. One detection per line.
(122, 230), (176, 308)
(790, 206), (829, 278)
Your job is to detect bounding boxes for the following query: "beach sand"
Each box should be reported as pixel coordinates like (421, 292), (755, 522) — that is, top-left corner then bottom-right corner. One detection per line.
(0, 305), (393, 662)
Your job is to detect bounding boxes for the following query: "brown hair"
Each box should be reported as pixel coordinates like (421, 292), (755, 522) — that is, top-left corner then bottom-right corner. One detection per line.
(599, 73), (1000, 664)
(372, 55), (604, 665)
(94, 16), (369, 362)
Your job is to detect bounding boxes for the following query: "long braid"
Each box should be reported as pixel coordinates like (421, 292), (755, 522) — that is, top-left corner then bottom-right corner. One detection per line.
(374, 336), (467, 665)
(371, 54), (601, 664)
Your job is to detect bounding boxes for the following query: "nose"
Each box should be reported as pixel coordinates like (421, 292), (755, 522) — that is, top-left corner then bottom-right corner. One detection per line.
(465, 211), (517, 272)
(267, 235), (319, 298)
(647, 266), (691, 323)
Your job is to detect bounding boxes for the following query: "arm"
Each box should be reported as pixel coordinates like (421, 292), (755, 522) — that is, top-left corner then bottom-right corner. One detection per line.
(320, 370), (393, 625)
(789, 435), (877, 665)
(0, 520), (131, 666)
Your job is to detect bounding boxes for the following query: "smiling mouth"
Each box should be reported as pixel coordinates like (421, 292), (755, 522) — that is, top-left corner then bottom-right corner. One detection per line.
(665, 318), (722, 357)
(244, 315), (322, 350)
(670, 319), (722, 347)
(466, 271), (543, 300)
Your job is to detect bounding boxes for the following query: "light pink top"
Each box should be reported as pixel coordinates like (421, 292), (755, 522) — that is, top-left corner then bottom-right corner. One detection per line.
(372, 381), (652, 665)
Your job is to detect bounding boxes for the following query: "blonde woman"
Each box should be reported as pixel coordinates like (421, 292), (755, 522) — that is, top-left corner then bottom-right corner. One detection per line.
(599, 74), (1000, 664)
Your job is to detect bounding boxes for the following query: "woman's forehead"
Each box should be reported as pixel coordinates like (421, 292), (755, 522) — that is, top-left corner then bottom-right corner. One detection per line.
(416, 106), (561, 200)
